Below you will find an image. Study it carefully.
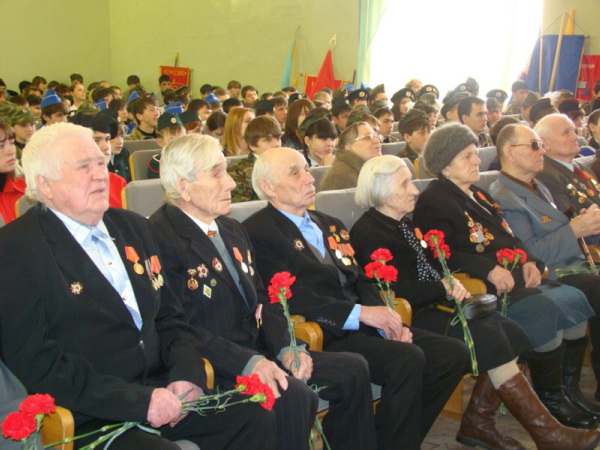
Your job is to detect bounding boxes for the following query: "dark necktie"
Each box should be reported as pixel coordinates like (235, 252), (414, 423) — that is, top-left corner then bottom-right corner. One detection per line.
(210, 230), (249, 305)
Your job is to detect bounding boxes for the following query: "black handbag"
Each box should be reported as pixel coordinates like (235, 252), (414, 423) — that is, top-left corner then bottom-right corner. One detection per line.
(435, 293), (498, 321)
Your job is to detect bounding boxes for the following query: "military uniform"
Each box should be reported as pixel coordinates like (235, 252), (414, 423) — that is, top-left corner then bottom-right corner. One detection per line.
(228, 153), (259, 203)
(398, 144), (419, 163)
(125, 126), (156, 141)
(108, 148), (131, 183)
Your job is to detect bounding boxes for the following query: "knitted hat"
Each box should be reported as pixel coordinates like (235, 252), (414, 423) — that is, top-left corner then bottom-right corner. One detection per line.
(423, 123), (478, 176)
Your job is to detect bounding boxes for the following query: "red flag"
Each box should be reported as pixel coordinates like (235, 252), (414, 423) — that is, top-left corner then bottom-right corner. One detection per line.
(308, 50), (335, 100)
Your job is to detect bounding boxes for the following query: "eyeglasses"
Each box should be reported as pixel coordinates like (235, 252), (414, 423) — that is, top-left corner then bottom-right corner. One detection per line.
(350, 133), (381, 144)
(509, 140), (544, 151)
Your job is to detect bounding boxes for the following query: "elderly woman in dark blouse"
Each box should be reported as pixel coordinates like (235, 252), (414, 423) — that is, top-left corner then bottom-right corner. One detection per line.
(350, 155), (600, 449)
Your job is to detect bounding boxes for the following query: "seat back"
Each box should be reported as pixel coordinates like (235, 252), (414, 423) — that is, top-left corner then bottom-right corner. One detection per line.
(414, 157), (434, 179)
(575, 155), (595, 172)
(401, 158), (416, 179)
(309, 166), (330, 193)
(125, 139), (160, 154)
(475, 170), (499, 192)
(381, 142), (406, 156)
(314, 188), (366, 229)
(413, 178), (435, 194)
(477, 146), (497, 172)
(15, 196), (37, 218)
(130, 149), (160, 181)
(227, 200), (268, 223)
(122, 179), (165, 217)
(578, 136), (588, 148)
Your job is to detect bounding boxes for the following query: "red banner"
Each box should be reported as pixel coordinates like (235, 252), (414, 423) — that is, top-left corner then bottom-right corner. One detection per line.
(160, 66), (191, 90)
(576, 55), (600, 100)
(304, 75), (343, 96)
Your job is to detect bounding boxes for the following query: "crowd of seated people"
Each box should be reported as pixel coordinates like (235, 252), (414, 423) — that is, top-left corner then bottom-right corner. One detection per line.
(4, 71), (600, 449)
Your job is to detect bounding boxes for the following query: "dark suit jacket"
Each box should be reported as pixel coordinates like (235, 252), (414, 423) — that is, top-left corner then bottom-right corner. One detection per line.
(0, 206), (208, 425)
(412, 177), (546, 298)
(243, 204), (383, 342)
(536, 155), (600, 214)
(350, 208), (447, 311)
(149, 204), (291, 380)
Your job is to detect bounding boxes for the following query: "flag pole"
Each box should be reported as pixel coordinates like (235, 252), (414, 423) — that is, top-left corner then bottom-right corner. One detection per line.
(538, 29), (543, 93)
(549, 13), (567, 91)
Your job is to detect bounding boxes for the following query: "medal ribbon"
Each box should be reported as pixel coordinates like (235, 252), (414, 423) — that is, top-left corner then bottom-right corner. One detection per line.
(125, 246), (140, 264)
(150, 255), (161, 274)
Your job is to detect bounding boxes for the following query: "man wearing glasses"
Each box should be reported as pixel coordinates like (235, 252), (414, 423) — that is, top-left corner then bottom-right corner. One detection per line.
(490, 122), (600, 409)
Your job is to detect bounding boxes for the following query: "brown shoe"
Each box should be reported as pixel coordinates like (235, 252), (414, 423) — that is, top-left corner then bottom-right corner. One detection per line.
(456, 373), (524, 449)
(496, 372), (600, 450)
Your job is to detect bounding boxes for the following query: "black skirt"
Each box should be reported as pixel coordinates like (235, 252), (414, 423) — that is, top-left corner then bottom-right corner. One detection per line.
(412, 305), (531, 373)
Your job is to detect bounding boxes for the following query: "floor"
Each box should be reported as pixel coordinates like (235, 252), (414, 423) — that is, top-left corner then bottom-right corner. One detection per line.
(422, 363), (597, 449)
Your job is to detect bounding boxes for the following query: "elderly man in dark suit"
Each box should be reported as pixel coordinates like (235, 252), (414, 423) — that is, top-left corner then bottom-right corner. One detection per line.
(243, 147), (470, 450)
(535, 113), (600, 214)
(149, 135), (376, 450)
(0, 123), (275, 449)
(490, 123), (600, 410)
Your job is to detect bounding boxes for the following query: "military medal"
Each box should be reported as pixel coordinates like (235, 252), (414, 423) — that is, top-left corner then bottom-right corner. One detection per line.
(70, 282), (83, 295)
(250, 266), (255, 276)
(187, 279), (199, 290)
(150, 255), (164, 287)
(294, 239), (304, 250)
(210, 278), (217, 287)
(212, 258), (223, 272)
(340, 229), (350, 240)
(414, 228), (427, 248)
(476, 244), (484, 253)
(342, 257), (351, 265)
(247, 250), (252, 264)
(232, 247), (248, 273)
(203, 285), (212, 298)
(145, 259), (159, 290)
(125, 246), (144, 275)
(197, 264), (208, 278)
(207, 230), (216, 238)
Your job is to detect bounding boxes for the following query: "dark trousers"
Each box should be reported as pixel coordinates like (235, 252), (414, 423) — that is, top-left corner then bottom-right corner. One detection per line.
(324, 327), (469, 450)
(560, 273), (600, 385)
(74, 401), (276, 449)
(309, 350), (377, 450)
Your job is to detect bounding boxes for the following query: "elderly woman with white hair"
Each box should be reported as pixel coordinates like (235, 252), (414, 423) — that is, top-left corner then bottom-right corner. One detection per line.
(351, 154), (600, 450)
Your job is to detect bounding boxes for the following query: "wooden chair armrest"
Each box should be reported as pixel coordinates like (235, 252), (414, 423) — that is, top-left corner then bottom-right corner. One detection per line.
(589, 245), (600, 262)
(42, 406), (74, 450)
(394, 298), (413, 326)
(202, 357), (215, 390)
(292, 315), (324, 351)
(454, 273), (487, 295)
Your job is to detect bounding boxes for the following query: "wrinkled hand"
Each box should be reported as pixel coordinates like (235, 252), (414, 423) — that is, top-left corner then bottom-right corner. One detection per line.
(251, 357), (288, 398)
(523, 261), (542, 288)
(147, 388), (181, 428)
(487, 265), (515, 294)
(441, 278), (471, 302)
(360, 306), (407, 341)
(569, 204), (600, 238)
(165, 381), (203, 427)
(282, 350), (313, 381)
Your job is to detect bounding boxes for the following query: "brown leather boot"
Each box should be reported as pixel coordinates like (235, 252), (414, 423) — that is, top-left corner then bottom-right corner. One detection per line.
(456, 373), (525, 449)
(496, 372), (600, 449)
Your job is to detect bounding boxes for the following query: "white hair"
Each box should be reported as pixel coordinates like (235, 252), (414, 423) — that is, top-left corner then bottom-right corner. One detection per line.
(355, 155), (407, 208)
(22, 122), (93, 202)
(160, 134), (225, 204)
(534, 113), (570, 141)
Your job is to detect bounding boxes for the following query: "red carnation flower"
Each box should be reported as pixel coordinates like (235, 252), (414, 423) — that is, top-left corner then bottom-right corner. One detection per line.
(496, 248), (515, 266)
(236, 374), (275, 411)
(424, 229), (445, 247)
(513, 249), (528, 264)
(19, 393), (56, 416)
(364, 261), (383, 279)
(268, 272), (296, 304)
(370, 248), (393, 263)
(2, 411), (37, 441)
(378, 265), (398, 283)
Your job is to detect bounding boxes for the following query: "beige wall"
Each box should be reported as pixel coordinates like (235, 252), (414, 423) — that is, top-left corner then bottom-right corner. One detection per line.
(0, 0), (111, 90)
(1, 0), (357, 94)
(543, 1), (600, 55)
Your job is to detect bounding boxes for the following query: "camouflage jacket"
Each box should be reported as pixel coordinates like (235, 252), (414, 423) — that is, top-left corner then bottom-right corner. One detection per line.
(228, 153), (259, 203)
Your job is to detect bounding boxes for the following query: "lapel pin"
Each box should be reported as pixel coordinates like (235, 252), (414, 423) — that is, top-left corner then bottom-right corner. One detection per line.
(70, 282), (83, 295)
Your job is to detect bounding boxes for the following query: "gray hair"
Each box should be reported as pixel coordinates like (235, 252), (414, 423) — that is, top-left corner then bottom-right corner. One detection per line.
(160, 134), (225, 204)
(355, 155), (407, 208)
(534, 113), (569, 141)
(337, 121), (370, 151)
(252, 147), (299, 200)
(22, 122), (93, 202)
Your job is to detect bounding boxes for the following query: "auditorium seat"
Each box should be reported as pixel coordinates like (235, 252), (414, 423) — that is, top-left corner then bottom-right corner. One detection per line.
(477, 146), (497, 172)
(125, 139), (160, 154)
(309, 166), (330, 192)
(381, 142), (406, 156)
(121, 179), (164, 217)
(129, 148), (160, 181)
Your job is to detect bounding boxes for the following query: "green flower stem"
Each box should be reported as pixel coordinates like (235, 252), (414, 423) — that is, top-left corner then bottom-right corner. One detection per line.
(44, 422), (129, 448)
